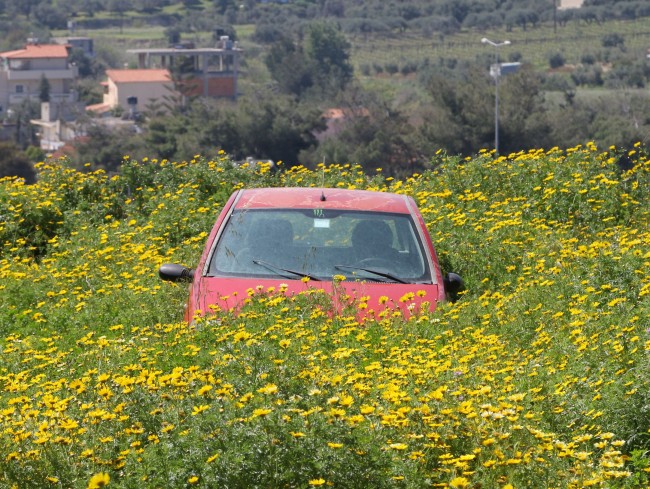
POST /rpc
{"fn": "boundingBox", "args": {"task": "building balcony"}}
[9,92,76,105]
[6,67,78,81]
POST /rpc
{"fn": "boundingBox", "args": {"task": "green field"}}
[56,13,650,102]
[349,18,650,71]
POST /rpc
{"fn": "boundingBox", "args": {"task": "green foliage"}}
[549,51,566,69]
[265,36,313,96]
[141,95,324,166]
[304,86,422,174]
[38,74,50,103]
[68,47,102,79]
[305,22,354,91]
[419,66,493,155]
[32,2,67,29]
[0,142,36,183]
[73,125,145,172]
[5,99,40,149]
[265,22,353,98]
[24,145,45,162]
[602,32,625,48]
[546,91,650,150]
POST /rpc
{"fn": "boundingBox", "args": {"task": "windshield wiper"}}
[252,260,321,281]
[334,265,409,284]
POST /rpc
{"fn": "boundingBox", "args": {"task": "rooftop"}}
[106,69,172,83]
[128,46,241,56]
[0,44,70,59]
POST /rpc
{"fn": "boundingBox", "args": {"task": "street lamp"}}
[481,37,510,156]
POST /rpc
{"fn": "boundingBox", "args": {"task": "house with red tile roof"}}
[0,43,78,112]
[87,68,175,115]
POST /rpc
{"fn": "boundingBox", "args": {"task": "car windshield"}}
[208,209,432,283]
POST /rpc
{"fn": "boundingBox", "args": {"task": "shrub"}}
[400,61,418,75]
[602,33,625,48]
[581,53,597,65]
[0,142,36,184]
[384,62,399,75]
[549,51,566,69]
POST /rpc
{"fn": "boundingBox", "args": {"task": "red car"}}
[159,187,463,321]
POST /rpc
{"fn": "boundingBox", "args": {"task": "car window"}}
[208,209,430,282]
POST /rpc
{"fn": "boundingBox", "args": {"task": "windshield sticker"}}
[314,219,330,228]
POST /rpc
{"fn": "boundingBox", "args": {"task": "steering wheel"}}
[235,236,267,261]
[355,257,395,269]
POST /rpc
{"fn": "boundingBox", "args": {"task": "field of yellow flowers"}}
[1,146,649,488]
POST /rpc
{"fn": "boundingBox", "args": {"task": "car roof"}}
[234,187,414,214]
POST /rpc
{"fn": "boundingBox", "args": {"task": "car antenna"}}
[320,159,326,201]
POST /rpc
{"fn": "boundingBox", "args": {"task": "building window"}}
[15,85,24,93]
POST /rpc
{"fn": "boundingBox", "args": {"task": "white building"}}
[558,0,584,9]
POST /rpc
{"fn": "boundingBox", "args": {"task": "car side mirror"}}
[444,272,464,301]
[159,263,195,282]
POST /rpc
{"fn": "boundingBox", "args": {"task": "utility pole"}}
[481,37,510,156]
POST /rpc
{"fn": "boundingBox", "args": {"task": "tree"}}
[576,7,604,24]
[39,74,50,103]
[33,3,68,29]
[556,9,575,27]
[265,37,313,96]
[75,0,102,17]
[235,94,324,165]
[4,0,40,18]
[602,33,625,48]
[464,12,504,30]
[305,22,354,95]
[498,66,552,154]
[74,123,146,171]
[145,116,187,161]
[254,22,289,44]
[505,9,539,31]
[108,0,130,33]
[76,78,104,106]
[302,86,421,175]
[164,25,182,45]
[213,0,236,15]
[134,0,167,13]
[143,95,324,165]
[418,63,553,156]
[323,0,345,18]
[6,99,40,149]
[68,48,98,79]
[182,0,203,12]
[549,52,566,69]
[440,0,470,24]
[546,92,650,150]
[419,66,493,155]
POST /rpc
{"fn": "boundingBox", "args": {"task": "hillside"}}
[1,145,649,487]
[3,0,650,177]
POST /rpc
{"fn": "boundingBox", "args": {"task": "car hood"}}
[195,276,442,320]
